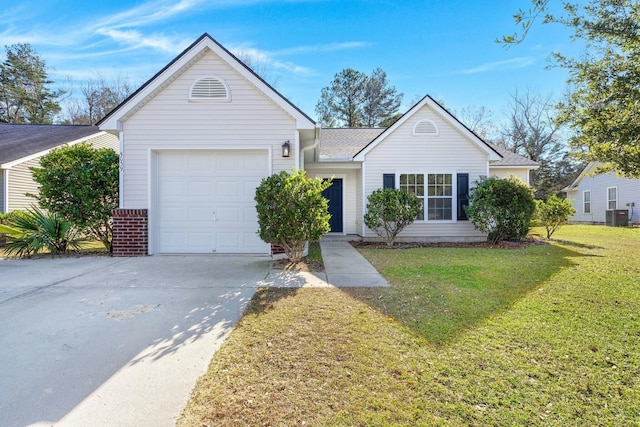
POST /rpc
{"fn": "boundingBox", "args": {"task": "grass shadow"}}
[551,238,604,250]
[244,287,300,316]
[343,243,586,345]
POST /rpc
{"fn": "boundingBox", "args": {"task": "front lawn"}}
[179,225,640,426]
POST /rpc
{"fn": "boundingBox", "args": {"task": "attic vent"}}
[190,76,230,101]
[413,120,439,136]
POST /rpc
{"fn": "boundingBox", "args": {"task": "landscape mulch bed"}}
[350,237,548,250]
[271,258,324,272]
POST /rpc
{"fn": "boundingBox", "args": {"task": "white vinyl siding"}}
[7,157,40,212]
[0,169,5,213]
[120,50,298,209]
[490,168,530,185]
[607,187,617,210]
[583,190,591,214]
[567,171,640,223]
[362,105,488,241]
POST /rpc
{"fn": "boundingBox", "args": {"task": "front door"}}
[322,178,343,233]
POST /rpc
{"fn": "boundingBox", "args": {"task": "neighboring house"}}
[0,124,119,214]
[98,33,537,256]
[563,162,640,224]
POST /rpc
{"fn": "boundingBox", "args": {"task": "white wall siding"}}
[490,168,530,185]
[121,50,297,209]
[362,106,487,240]
[568,172,640,223]
[0,169,5,213]
[7,158,40,212]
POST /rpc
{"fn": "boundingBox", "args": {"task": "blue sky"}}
[0,0,583,124]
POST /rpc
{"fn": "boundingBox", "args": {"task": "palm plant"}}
[1,206,86,257]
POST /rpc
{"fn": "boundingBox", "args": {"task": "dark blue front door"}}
[322,179,343,233]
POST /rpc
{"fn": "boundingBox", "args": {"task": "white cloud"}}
[95,29,190,54]
[461,57,536,74]
[273,41,373,56]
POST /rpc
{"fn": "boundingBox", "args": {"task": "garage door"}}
[156,150,270,254]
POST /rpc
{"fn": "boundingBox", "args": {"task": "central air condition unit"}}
[606,209,629,227]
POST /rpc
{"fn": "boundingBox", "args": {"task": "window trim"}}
[397,171,456,222]
[583,190,591,214]
[189,75,231,102]
[607,186,617,210]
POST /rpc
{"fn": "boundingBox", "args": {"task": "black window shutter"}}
[457,173,469,220]
[383,174,395,189]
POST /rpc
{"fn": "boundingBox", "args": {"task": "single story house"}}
[0,124,118,214]
[562,162,640,225]
[98,33,537,256]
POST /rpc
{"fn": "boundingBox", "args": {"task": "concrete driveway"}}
[0,255,271,427]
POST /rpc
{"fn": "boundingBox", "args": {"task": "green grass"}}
[179,225,640,426]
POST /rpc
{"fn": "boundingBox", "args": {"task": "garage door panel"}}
[156,150,269,254]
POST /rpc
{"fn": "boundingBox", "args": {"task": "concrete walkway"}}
[260,238,388,288]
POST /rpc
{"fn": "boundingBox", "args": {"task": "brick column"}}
[112,209,148,256]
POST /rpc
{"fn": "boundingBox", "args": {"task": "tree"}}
[0,206,85,258]
[316,68,403,127]
[254,169,331,262]
[497,89,574,199]
[361,68,403,127]
[455,105,497,142]
[31,143,119,252]
[64,73,132,125]
[363,188,421,247]
[535,194,576,239]
[503,0,640,178]
[0,44,63,123]
[466,176,536,243]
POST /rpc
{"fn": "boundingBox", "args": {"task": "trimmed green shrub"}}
[255,169,331,262]
[536,195,576,239]
[466,176,536,243]
[30,143,118,252]
[1,206,85,257]
[363,188,421,247]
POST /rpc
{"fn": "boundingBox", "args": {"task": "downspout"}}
[300,123,321,170]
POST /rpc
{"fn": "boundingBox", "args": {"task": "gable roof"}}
[353,95,502,162]
[98,33,315,130]
[0,124,101,166]
[319,128,385,161]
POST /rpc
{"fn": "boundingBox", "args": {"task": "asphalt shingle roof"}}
[319,127,537,167]
[319,128,385,160]
[0,124,101,165]
[487,143,539,167]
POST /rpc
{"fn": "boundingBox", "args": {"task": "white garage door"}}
[156,150,270,254]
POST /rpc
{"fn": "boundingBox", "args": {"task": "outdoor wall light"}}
[282,140,291,157]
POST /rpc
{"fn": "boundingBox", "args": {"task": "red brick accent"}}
[271,244,285,255]
[112,209,148,257]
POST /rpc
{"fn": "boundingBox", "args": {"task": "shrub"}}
[466,176,536,243]
[30,143,119,252]
[254,169,331,262]
[363,188,421,247]
[1,206,85,257]
[536,195,576,239]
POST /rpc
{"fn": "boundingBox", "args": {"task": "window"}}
[399,173,454,221]
[607,187,617,210]
[400,174,424,220]
[413,120,439,136]
[583,190,591,214]
[189,76,230,101]
[427,174,453,220]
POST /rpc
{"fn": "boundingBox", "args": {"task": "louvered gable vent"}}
[190,76,230,101]
[413,119,439,136]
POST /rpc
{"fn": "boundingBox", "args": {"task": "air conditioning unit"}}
[605,209,629,227]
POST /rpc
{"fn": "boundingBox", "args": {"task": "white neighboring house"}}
[98,33,538,256]
[563,162,640,224]
[0,124,119,214]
